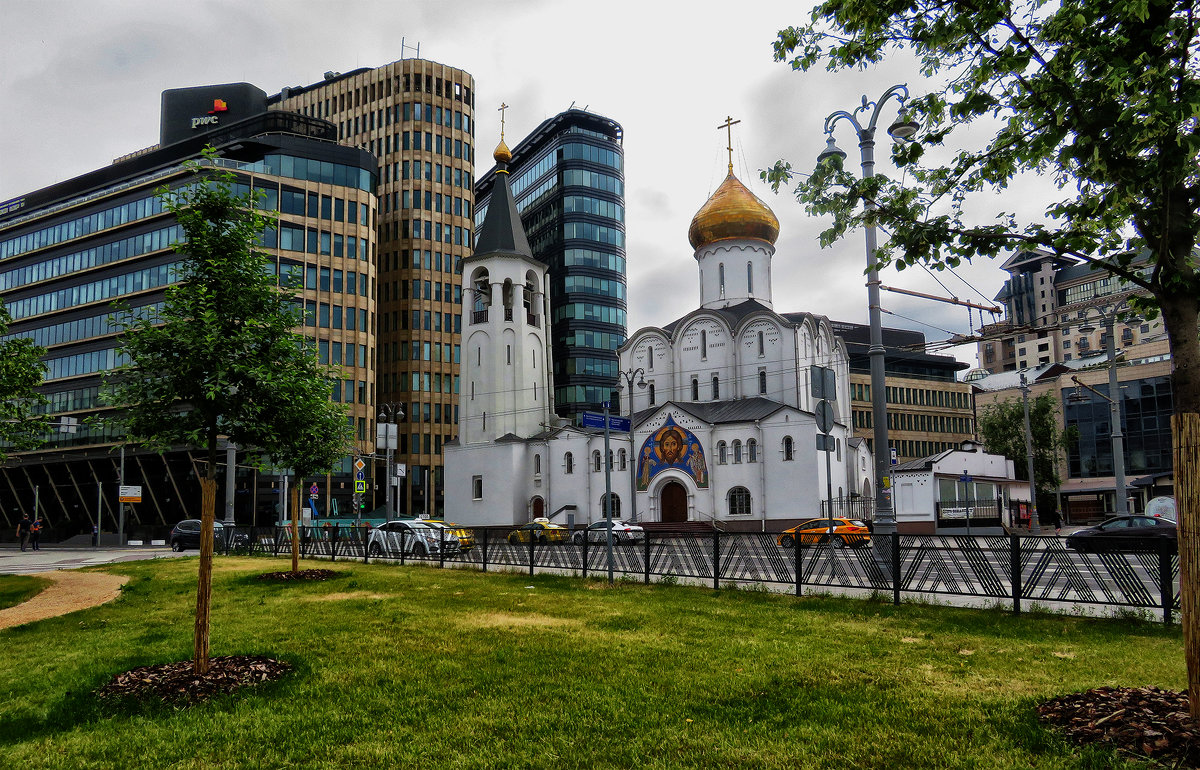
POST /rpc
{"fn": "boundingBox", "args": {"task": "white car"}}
[368,520,460,558]
[572,519,646,545]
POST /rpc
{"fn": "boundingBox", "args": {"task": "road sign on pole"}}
[354,457,366,472]
[118,485,142,503]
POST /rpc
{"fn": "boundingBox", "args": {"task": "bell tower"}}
[458,129,553,444]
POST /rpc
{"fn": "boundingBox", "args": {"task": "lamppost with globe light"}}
[617,366,646,521]
[817,84,919,545]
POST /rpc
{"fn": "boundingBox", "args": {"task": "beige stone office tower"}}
[273,60,476,517]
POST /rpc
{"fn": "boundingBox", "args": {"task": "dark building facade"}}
[0,83,379,541]
[828,322,975,462]
[474,109,626,418]
[272,59,476,517]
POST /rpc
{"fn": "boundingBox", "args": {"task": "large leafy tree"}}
[977,393,1074,518]
[767,0,1200,719]
[0,301,49,462]
[105,149,352,673]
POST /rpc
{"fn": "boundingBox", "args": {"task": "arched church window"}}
[732,440,742,463]
[691,378,700,401]
[757,331,765,357]
[592,450,602,472]
[565,452,574,474]
[747,262,754,294]
[728,487,752,516]
[712,376,720,400]
[836,438,842,462]
[648,383,656,405]
[719,263,726,298]
[534,454,542,475]
[607,450,615,471]
[647,345,654,370]
[700,330,707,358]
[758,371,767,394]
[600,493,621,518]
[747,439,758,462]
[717,441,728,464]
[619,449,627,471]
[783,436,795,461]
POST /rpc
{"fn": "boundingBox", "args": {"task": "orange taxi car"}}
[777,517,871,549]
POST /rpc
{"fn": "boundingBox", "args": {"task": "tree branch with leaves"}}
[104,147,352,674]
[766,0,1200,721]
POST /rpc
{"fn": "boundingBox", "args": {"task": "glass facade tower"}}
[474,110,626,418]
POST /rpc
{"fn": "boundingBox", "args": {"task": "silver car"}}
[572,519,646,545]
[368,520,460,558]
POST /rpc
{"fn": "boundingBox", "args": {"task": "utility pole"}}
[1019,373,1041,533]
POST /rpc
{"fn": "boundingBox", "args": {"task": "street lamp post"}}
[819,85,918,547]
[1077,300,1132,516]
[377,403,404,520]
[617,367,646,521]
[1018,373,1041,533]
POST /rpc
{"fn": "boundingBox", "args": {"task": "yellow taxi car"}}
[507,519,569,545]
[777,518,871,549]
[423,519,476,550]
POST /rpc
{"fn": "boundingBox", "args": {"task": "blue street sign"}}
[355,471,365,481]
[581,412,631,432]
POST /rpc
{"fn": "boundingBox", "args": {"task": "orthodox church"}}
[445,133,871,529]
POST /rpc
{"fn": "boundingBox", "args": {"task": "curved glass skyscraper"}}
[474,109,626,418]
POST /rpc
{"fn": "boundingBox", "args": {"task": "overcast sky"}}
[1,0,1053,370]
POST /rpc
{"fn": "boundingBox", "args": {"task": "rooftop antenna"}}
[401,37,420,60]
[568,101,575,110]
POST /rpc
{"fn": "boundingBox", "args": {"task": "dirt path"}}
[0,571,129,630]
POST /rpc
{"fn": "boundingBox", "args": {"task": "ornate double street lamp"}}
[818,85,919,551]
[377,403,404,519]
[1074,298,1134,517]
[617,366,646,521]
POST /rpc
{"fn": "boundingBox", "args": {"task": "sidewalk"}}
[0,545,184,575]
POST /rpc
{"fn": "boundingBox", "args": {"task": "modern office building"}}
[0,82,378,540]
[272,59,476,517]
[976,248,1162,373]
[830,322,975,463]
[474,109,627,418]
[967,247,1176,521]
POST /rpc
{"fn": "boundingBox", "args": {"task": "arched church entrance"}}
[531,497,545,520]
[660,481,688,523]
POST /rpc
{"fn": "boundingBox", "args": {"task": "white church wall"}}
[444,442,527,526]
[736,318,787,403]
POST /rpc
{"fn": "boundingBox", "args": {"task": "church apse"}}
[636,416,709,490]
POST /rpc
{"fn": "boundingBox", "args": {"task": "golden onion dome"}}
[687,169,780,250]
[493,138,512,165]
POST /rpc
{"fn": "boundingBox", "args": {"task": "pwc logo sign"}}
[191,99,228,129]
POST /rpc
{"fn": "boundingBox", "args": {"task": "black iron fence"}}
[210,525,1180,625]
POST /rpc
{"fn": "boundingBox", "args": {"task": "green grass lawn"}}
[0,557,1183,769]
[0,573,48,610]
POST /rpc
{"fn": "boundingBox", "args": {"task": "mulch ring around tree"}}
[95,656,292,705]
[1038,686,1199,766]
[255,568,341,582]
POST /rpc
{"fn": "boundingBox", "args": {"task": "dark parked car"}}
[169,520,248,552]
[1065,515,1177,553]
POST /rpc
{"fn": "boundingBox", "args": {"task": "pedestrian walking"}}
[16,514,33,551]
[30,516,43,550]
[1049,508,1062,536]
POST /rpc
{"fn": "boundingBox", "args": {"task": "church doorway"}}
[531,496,545,520]
[660,481,688,523]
